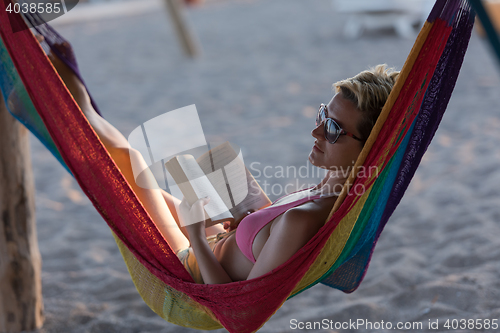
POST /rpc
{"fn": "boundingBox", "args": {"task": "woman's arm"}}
[188,229,233,284]
[181,198,233,284]
[246,208,323,280]
[181,198,324,283]
[160,190,225,240]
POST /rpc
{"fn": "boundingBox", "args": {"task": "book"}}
[165,142,271,228]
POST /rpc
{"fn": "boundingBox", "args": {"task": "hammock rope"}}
[0,0,474,331]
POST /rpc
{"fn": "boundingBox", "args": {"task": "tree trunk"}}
[0,93,44,332]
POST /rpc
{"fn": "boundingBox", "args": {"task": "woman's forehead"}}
[327,94,359,117]
[327,94,362,133]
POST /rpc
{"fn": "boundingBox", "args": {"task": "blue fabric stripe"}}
[0,37,71,173]
[320,119,416,290]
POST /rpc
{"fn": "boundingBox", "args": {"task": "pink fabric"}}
[236,193,321,263]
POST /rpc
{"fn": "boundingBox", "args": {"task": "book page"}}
[224,150,249,206]
[197,142,248,207]
[205,169,232,208]
[165,155,233,226]
[197,142,271,226]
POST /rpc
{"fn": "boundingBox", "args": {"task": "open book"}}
[165,142,271,228]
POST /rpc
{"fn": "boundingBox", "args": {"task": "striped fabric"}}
[0,1,474,332]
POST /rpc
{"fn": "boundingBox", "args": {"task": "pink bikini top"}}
[235,192,321,263]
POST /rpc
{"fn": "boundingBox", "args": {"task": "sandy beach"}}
[20,0,500,332]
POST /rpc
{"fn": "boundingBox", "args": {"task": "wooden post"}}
[0,93,44,332]
[164,0,201,57]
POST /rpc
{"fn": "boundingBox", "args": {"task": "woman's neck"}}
[312,170,348,196]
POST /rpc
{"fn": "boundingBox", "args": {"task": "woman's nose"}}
[311,121,325,140]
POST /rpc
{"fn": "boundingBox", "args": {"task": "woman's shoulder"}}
[292,194,335,214]
[247,197,336,279]
[276,198,333,232]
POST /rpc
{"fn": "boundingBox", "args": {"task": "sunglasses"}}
[316,104,363,144]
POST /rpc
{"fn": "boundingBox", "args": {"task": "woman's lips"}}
[313,143,323,153]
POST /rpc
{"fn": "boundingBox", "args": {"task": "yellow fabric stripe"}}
[291,186,373,294]
[112,234,223,330]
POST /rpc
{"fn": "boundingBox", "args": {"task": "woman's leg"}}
[47,42,191,252]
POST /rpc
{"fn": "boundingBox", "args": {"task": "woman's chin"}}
[308,153,323,168]
[308,152,315,165]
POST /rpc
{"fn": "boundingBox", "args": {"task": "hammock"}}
[0,0,474,332]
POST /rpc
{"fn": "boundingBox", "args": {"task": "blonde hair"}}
[334,64,399,142]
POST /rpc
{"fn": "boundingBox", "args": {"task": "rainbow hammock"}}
[0,0,475,332]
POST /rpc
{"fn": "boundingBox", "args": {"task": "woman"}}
[46,41,398,284]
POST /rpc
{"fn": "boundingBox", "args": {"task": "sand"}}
[21,0,500,332]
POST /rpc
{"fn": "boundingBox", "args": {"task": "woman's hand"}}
[223,209,255,231]
[223,221,232,231]
[179,197,210,239]
[178,197,233,284]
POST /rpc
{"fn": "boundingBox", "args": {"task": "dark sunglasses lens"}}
[316,106,324,127]
[325,119,341,143]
